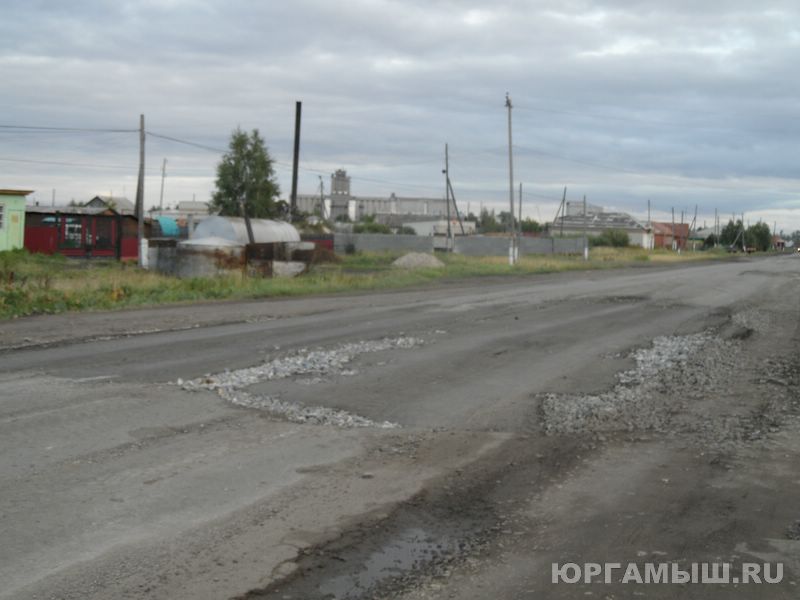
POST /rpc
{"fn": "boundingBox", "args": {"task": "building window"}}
[0,203,4,230]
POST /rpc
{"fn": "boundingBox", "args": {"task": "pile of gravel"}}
[392,253,445,269]
[177,336,422,428]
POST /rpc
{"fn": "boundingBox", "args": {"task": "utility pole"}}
[240,162,255,245]
[444,143,452,249]
[289,100,302,222]
[158,158,167,212]
[135,114,145,267]
[559,186,567,237]
[446,177,466,235]
[505,93,516,265]
[518,183,523,257]
[582,194,588,261]
[742,212,746,251]
[318,176,326,221]
[51,189,55,207]
[671,207,676,251]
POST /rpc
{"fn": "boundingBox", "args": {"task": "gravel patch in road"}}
[178,336,423,428]
[541,331,722,435]
[541,310,800,451]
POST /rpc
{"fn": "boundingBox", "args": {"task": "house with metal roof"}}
[551,202,653,248]
[86,195,136,214]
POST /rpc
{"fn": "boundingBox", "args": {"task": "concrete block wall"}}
[334,233,435,254]
[333,233,584,256]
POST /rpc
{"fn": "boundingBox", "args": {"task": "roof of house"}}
[87,195,136,212]
[0,189,34,196]
[27,205,111,215]
[26,205,139,218]
[553,210,647,232]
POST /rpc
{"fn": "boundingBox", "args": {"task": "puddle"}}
[318,528,454,599]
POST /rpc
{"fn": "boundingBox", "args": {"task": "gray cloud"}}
[2,0,800,229]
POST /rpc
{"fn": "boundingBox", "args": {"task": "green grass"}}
[0,246,735,320]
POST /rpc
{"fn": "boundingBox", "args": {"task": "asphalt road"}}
[2,256,799,599]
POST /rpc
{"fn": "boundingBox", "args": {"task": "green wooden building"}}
[0,189,31,251]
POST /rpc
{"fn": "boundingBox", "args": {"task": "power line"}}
[0,124,137,133]
[145,131,227,154]
[0,156,135,170]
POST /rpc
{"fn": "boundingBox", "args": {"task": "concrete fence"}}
[334,233,435,254]
[334,233,584,256]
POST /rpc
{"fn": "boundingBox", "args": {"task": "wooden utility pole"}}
[505,93,516,265]
[446,178,465,235]
[518,182,523,250]
[158,158,167,212]
[240,163,255,244]
[289,101,302,222]
[135,114,145,267]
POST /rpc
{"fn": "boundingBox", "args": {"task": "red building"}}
[652,222,690,250]
[24,206,142,260]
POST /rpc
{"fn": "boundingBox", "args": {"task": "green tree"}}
[478,209,503,233]
[210,128,281,219]
[589,229,630,247]
[720,219,744,248]
[520,217,543,233]
[745,222,771,251]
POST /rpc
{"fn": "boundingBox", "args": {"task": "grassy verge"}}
[0,246,733,320]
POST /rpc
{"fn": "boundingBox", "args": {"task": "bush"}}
[353,221,392,234]
[589,229,630,248]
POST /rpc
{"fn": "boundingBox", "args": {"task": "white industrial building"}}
[295,169,449,221]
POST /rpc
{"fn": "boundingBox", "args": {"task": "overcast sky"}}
[2,0,800,231]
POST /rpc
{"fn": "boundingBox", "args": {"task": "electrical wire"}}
[0,124,137,133]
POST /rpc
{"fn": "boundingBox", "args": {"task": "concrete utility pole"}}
[671,207,676,251]
[158,158,167,212]
[289,101,302,222]
[444,143,452,249]
[505,93,516,265]
[135,114,145,267]
[518,182,523,233]
[583,194,588,261]
[318,176,326,221]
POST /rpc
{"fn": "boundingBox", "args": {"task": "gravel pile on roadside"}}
[540,331,730,435]
[393,253,445,269]
[178,336,422,428]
